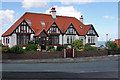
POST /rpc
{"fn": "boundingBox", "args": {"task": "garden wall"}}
[2,51,63,59]
[2,50,109,59]
[75,50,108,57]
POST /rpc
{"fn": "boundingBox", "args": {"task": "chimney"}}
[80,15,83,23]
[50,7,56,19]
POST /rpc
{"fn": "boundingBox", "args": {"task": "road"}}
[2,61,119,79]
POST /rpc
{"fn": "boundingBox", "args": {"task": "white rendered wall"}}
[59,34,62,45]
[10,33,17,48]
[30,34,34,40]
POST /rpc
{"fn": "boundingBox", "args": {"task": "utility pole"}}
[106,34,108,42]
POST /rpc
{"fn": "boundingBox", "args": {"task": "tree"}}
[105,41,117,50]
[71,39,83,51]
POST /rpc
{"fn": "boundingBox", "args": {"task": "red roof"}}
[2,12,95,37]
[113,39,120,47]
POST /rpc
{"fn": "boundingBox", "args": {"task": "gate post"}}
[73,48,74,58]
[64,49,66,58]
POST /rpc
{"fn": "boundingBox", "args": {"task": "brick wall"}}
[74,50,108,58]
[2,51,63,59]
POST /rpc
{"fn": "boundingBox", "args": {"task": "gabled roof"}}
[2,12,98,37]
[113,39,120,46]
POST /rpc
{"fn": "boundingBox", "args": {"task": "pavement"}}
[2,55,119,63]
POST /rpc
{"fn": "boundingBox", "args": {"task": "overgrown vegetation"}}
[56,45,64,51]
[10,45,25,54]
[71,39,83,51]
[26,44,37,51]
[83,44,97,51]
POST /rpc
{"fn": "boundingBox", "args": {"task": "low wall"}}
[2,50,109,59]
[2,51,63,59]
[75,50,108,58]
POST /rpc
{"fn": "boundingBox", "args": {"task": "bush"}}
[84,45,97,51]
[56,45,64,51]
[71,39,83,51]
[63,44,68,49]
[2,47,10,53]
[48,48,55,52]
[10,45,25,54]
[47,45,54,50]
[26,44,37,51]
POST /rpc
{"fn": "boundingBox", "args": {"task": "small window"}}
[26,21,32,26]
[41,21,46,27]
[80,25,83,29]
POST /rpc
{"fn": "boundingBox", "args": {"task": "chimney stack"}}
[50,7,56,19]
[80,15,83,23]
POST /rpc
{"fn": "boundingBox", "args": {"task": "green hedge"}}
[26,44,37,51]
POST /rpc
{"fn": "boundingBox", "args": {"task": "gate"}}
[66,49,73,58]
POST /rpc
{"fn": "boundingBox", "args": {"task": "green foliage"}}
[26,44,37,51]
[10,45,25,54]
[2,47,10,53]
[47,45,54,51]
[63,44,68,49]
[84,44,97,51]
[109,43,118,50]
[56,45,64,51]
[71,39,83,51]
[48,48,55,52]
[28,40,35,44]
[105,41,118,50]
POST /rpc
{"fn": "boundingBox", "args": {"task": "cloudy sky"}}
[0,0,119,41]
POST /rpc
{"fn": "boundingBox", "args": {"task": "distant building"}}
[113,39,120,47]
[1,7,99,49]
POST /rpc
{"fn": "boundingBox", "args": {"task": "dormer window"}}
[26,20,32,26]
[80,25,83,29]
[41,21,46,27]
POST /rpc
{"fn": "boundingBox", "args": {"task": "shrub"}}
[63,44,68,49]
[56,45,64,51]
[26,44,37,51]
[2,47,10,53]
[84,45,97,51]
[48,48,55,52]
[48,45,54,50]
[10,45,25,54]
[71,39,83,51]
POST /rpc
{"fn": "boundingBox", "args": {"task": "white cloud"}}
[22,0,49,9]
[58,0,95,5]
[0,9,15,27]
[103,16,114,19]
[46,6,82,19]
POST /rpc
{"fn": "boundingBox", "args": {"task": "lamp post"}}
[106,34,108,42]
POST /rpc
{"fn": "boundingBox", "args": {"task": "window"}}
[67,36,69,43]
[88,37,90,43]
[88,36,95,43]
[26,21,32,26]
[17,34,30,45]
[70,36,72,43]
[69,28,73,34]
[80,25,83,29]
[50,36,59,44]
[41,21,46,27]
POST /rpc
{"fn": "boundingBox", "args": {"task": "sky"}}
[0,0,119,41]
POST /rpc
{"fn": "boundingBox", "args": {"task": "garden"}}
[1,39,120,55]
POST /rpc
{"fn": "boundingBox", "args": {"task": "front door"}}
[41,37,46,50]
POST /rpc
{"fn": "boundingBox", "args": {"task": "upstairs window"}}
[80,25,83,29]
[41,21,46,27]
[26,20,32,26]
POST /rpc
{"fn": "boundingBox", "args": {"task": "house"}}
[1,7,99,50]
[113,39,120,47]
